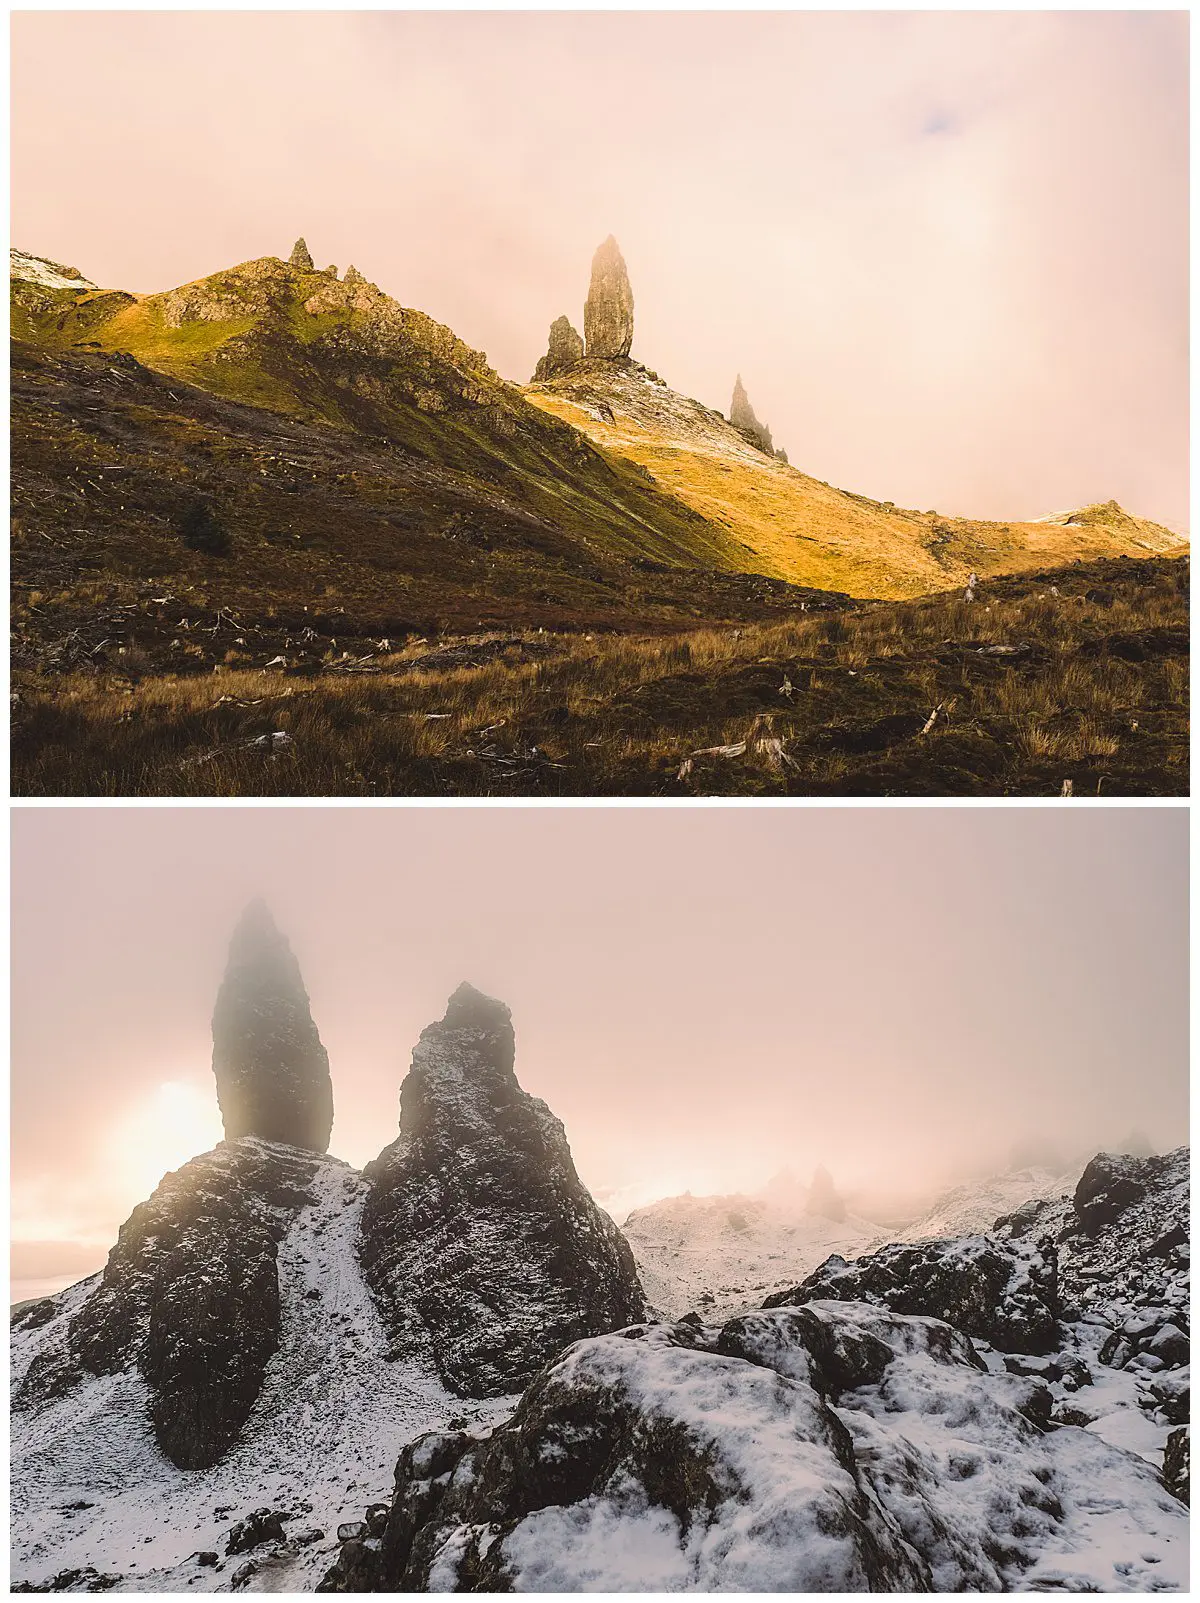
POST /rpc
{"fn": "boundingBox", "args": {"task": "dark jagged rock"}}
[288,238,314,271]
[212,900,333,1153]
[532,315,584,382]
[583,235,634,360]
[358,982,646,1396]
[1072,1152,1150,1235]
[1163,1427,1189,1504]
[226,1507,288,1555]
[17,1140,319,1469]
[321,1300,1183,1592]
[805,1163,846,1222]
[764,1234,1061,1354]
[729,374,774,455]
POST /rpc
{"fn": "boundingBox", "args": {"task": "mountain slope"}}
[525,357,1184,600]
[12,247,815,647]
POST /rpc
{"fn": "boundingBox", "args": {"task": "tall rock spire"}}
[288,237,314,271]
[211,900,333,1152]
[583,235,634,360]
[730,375,774,456]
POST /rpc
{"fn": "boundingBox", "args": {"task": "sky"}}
[9,11,1189,532]
[11,805,1188,1301]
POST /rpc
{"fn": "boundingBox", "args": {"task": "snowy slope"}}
[623,1167,1080,1321]
[10,1157,513,1593]
[10,249,97,291]
[622,1193,888,1319]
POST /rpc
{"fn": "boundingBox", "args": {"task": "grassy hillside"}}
[11,253,767,611]
[525,360,1185,600]
[14,556,1187,797]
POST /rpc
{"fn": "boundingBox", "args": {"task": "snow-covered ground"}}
[623,1165,1079,1321]
[10,1157,513,1592]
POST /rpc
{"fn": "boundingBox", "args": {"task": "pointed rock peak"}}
[584,235,634,360]
[288,237,314,271]
[533,314,585,382]
[442,980,512,1031]
[730,375,774,456]
[212,902,333,1153]
[344,264,365,286]
[805,1164,847,1223]
[361,988,646,1395]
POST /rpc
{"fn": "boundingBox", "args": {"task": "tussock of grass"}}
[12,557,1188,798]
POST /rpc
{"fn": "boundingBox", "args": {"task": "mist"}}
[10,805,1188,1300]
[10,10,1188,532]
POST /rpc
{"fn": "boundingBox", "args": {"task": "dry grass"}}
[12,557,1188,797]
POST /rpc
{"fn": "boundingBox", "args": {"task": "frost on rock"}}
[359,982,646,1397]
[766,1233,1062,1354]
[321,1302,1188,1593]
[212,900,334,1154]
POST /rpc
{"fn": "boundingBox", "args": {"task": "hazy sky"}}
[10,11,1188,531]
[11,806,1188,1301]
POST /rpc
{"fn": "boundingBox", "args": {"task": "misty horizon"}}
[11,806,1188,1303]
[11,10,1189,533]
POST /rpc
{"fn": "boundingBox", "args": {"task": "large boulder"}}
[764,1234,1061,1354]
[532,315,584,382]
[321,1301,1186,1592]
[358,983,646,1396]
[1072,1152,1150,1235]
[212,900,334,1153]
[583,235,634,360]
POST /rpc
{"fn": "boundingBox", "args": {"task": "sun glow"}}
[106,1079,225,1202]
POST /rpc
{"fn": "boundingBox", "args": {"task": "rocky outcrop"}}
[764,1234,1061,1354]
[583,235,634,360]
[806,1164,846,1222]
[16,1139,320,1470]
[321,1300,1186,1592]
[730,374,774,455]
[359,983,646,1396]
[1072,1151,1153,1235]
[212,900,334,1153]
[289,238,315,271]
[532,315,584,382]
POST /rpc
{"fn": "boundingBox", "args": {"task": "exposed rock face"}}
[1072,1151,1152,1234]
[359,983,646,1396]
[289,238,315,271]
[806,1163,847,1222]
[765,1234,1061,1354]
[16,1139,320,1470]
[583,235,634,360]
[730,374,774,455]
[532,314,584,382]
[321,1300,1186,1592]
[212,900,334,1153]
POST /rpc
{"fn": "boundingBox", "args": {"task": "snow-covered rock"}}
[10,249,97,291]
[765,1234,1062,1355]
[10,1151,502,1592]
[321,1302,1188,1592]
[360,983,645,1397]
